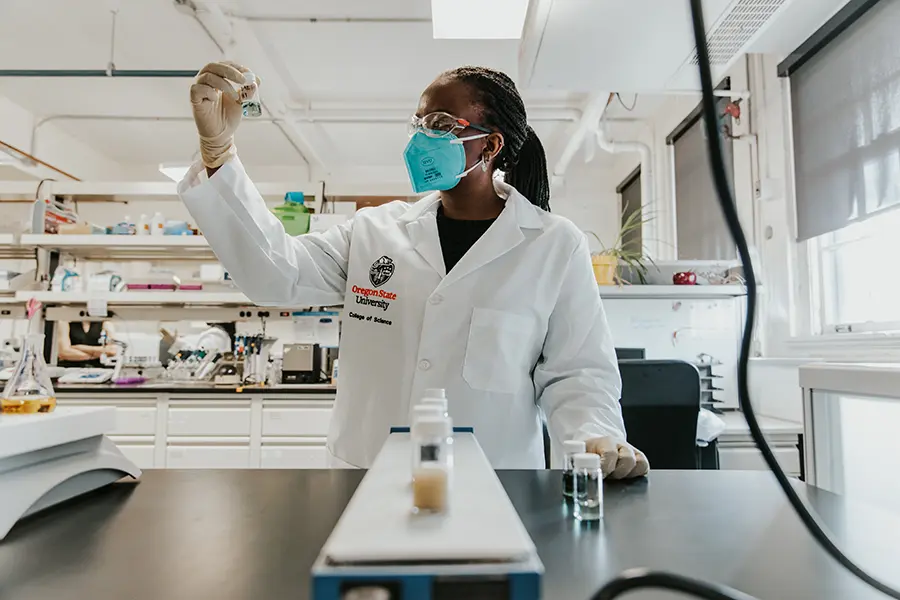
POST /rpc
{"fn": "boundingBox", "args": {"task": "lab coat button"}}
[418,360,431,371]
[429,294,443,305]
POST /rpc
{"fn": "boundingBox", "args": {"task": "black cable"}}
[591,570,758,600]
[615,92,637,111]
[591,0,900,598]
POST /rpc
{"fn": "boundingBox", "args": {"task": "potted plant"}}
[586,207,654,285]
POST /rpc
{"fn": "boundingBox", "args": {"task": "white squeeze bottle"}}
[151,212,164,236]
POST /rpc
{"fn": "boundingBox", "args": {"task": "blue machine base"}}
[312,570,541,600]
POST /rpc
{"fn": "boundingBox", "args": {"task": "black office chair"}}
[618,359,702,470]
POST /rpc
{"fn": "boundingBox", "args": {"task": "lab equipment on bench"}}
[0,406,140,541]
[311,431,542,600]
[1,333,56,414]
[58,368,115,385]
[282,342,321,383]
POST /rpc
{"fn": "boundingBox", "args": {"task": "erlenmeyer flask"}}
[1,333,56,414]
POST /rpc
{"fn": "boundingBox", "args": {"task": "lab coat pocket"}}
[463,308,535,394]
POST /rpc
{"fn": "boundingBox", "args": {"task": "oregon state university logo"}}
[369,256,395,288]
[349,256,398,323]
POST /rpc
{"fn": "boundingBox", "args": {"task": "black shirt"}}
[58,321,104,368]
[435,205,497,273]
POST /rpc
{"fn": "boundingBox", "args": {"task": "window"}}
[668,97,736,260]
[789,0,900,334]
[617,166,642,256]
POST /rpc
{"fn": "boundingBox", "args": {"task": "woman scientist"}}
[179,61,648,478]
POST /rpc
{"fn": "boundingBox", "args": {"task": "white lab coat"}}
[179,158,625,469]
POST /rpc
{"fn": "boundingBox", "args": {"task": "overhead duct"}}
[689,0,788,66]
[520,0,843,91]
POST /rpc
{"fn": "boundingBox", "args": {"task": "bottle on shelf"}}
[151,212,165,236]
[271,192,310,236]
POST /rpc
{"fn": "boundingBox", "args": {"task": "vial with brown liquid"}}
[1,333,57,414]
[411,416,451,514]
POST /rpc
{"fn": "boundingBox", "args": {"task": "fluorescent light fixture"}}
[431,0,529,39]
[158,163,191,182]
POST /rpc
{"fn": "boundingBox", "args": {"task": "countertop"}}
[2,470,896,600]
[54,382,337,394]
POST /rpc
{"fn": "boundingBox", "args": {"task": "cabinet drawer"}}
[261,445,328,469]
[117,445,156,469]
[114,407,157,435]
[168,408,251,436]
[166,445,251,469]
[262,407,332,437]
[718,446,801,475]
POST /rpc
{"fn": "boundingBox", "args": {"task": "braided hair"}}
[442,66,551,211]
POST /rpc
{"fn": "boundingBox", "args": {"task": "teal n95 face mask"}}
[403,130,489,194]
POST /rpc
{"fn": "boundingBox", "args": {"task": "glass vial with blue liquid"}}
[573,453,603,522]
[242,71,262,118]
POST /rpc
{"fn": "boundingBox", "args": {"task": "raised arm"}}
[179,159,352,306]
[178,61,351,307]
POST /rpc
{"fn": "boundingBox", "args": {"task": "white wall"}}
[0,95,145,181]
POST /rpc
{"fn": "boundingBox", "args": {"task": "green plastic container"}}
[272,192,310,236]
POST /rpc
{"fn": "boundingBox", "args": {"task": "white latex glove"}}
[189,61,258,169]
[586,437,650,479]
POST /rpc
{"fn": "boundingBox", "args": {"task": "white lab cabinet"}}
[167,444,253,469]
[168,405,252,436]
[262,404,332,437]
[113,442,156,469]
[260,443,329,468]
[112,406,157,435]
[56,389,336,469]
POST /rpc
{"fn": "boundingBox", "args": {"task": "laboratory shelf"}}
[0,233,35,260]
[15,290,251,306]
[19,234,217,260]
[598,284,746,299]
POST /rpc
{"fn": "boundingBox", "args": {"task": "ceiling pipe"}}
[225,14,431,23]
[552,92,613,180]
[595,121,653,253]
[0,69,197,78]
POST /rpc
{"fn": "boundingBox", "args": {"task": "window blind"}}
[618,168,642,255]
[791,0,900,241]
[672,108,736,260]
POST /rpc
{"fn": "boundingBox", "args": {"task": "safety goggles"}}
[408,112,492,139]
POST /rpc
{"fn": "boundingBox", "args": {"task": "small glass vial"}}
[242,71,262,118]
[412,416,451,514]
[572,453,603,522]
[562,440,586,499]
